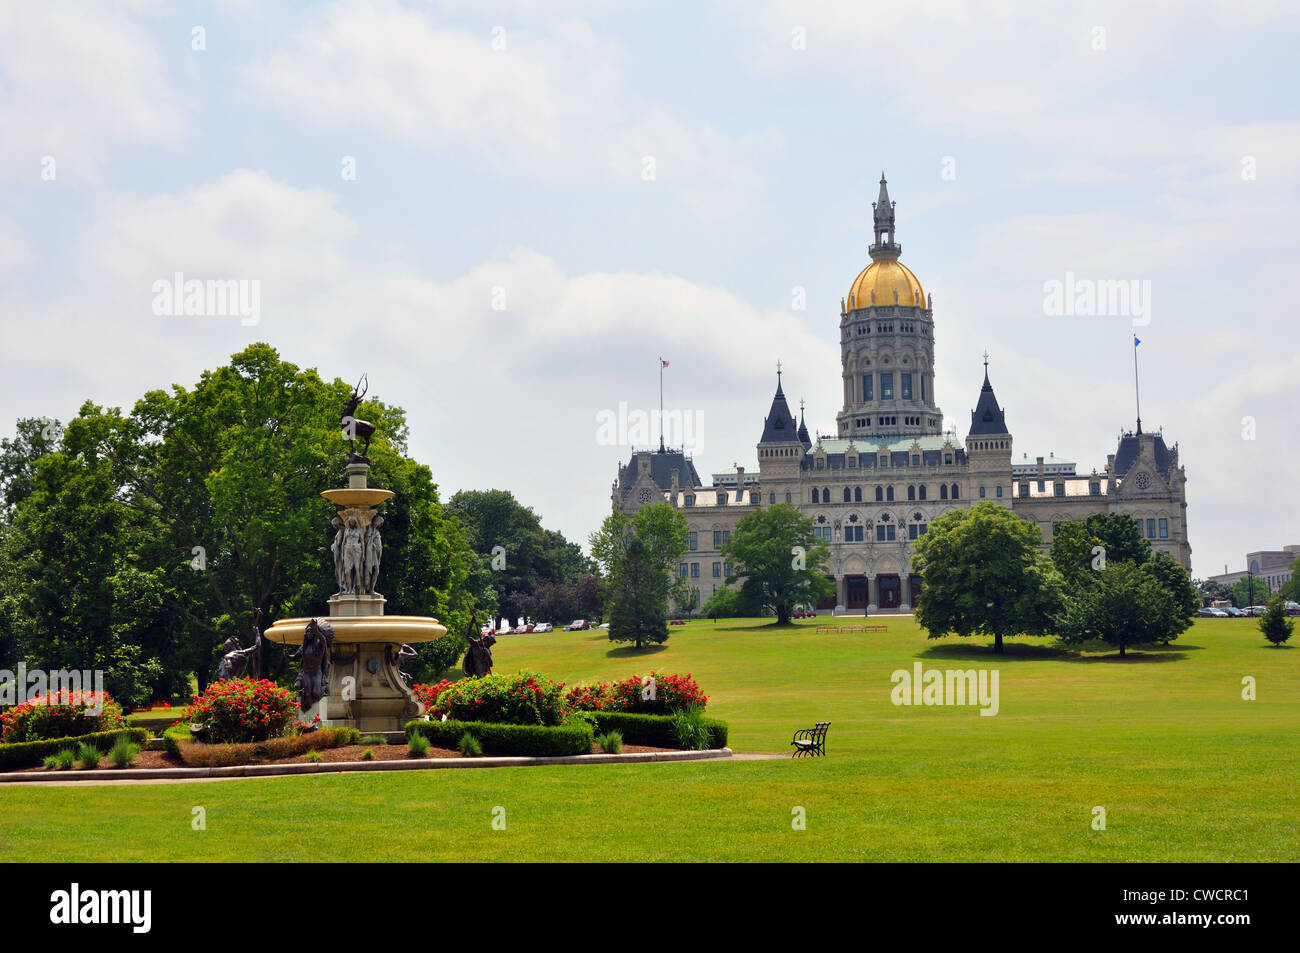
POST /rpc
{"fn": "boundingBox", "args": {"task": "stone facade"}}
[610,175,1191,614]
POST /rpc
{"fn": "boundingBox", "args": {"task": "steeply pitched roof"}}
[1114,433,1173,476]
[968,369,1009,436]
[626,449,704,490]
[759,379,801,444]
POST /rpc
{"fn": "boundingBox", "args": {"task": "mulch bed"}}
[15,742,673,773]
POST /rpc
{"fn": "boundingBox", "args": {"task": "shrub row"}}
[177,726,361,768]
[0,728,149,770]
[0,691,128,743]
[406,719,593,757]
[591,712,728,750]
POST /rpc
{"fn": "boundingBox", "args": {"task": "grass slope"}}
[1,617,1295,861]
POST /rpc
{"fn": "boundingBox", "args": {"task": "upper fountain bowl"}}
[321,488,395,507]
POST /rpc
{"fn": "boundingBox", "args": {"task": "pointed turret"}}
[758,367,800,445]
[797,399,812,450]
[968,357,1009,436]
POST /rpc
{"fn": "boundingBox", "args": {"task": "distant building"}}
[1208,546,1299,596]
[611,175,1191,613]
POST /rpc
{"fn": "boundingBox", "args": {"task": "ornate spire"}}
[870,171,900,260]
[797,399,812,450]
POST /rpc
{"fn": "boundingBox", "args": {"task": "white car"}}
[532,622,553,633]
[598,622,610,629]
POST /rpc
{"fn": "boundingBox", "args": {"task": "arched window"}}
[811,488,819,503]
[940,484,948,500]
[951,483,959,500]
[875,486,883,502]
[843,487,852,503]
[919,485,927,501]
[907,485,916,501]
[854,486,862,502]
[886,486,894,502]
[823,487,830,502]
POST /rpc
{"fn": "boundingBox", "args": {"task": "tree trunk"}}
[993,632,1004,654]
[1120,643,1126,657]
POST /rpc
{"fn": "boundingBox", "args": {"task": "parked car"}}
[563,619,589,631]
[1243,606,1267,617]
[599,622,611,629]
[1197,607,1228,618]
[532,622,553,634]
[1223,606,1246,618]
[668,619,686,626]
[1287,601,1300,617]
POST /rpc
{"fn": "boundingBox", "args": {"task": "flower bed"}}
[432,672,566,726]
[0,690,127,744]
[175,726,360,767]
[412,679,454,716]
[608,672,707,714]
[179,679,298,743]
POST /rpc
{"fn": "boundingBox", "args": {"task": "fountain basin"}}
[265,615,447,646]
[321,487,395,508]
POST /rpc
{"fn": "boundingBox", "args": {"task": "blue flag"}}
[1134,336,1141,346]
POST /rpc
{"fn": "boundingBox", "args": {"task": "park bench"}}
[789,721,830,758]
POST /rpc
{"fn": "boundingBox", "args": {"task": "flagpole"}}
[655,356,665,452]
[1132,334,1142,434]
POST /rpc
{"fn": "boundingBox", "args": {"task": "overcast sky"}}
[2,0,1297,579]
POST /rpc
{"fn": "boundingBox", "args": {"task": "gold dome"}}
[847,259,925,310]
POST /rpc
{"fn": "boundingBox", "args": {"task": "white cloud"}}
[0,5,184,183]
[246,0,779,198]
[1,170,833,554]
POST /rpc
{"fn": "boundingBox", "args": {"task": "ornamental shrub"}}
[434,672,565,726]
[179,678,297,744]
[608,672,707,714]
[671,706,713,750]
[406,719,593,757]
[564,682,614,712]
[590,712,728,750]
[0,690,127,743]
[77,742,102,769]
[108,736,141,768]
[412,679,455,716]
[408,732,430,757]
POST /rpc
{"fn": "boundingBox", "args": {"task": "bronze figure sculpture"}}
[461,615,495,678]
[340,375,376,464]
[289,617,334,710]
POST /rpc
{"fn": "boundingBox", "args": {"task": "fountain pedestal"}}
[266,463,447,733]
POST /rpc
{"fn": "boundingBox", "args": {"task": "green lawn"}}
[1,617,1296,861]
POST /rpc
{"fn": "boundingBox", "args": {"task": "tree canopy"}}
[912,502,1064,653]
[590,502,688,648]
[720,504,833,625]
[0,344,494,700]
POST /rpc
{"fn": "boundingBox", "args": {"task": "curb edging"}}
[0,747,733,785]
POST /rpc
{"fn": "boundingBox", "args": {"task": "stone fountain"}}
[265,379,447,733]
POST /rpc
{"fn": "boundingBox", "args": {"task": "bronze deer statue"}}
[341,375,376,462]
